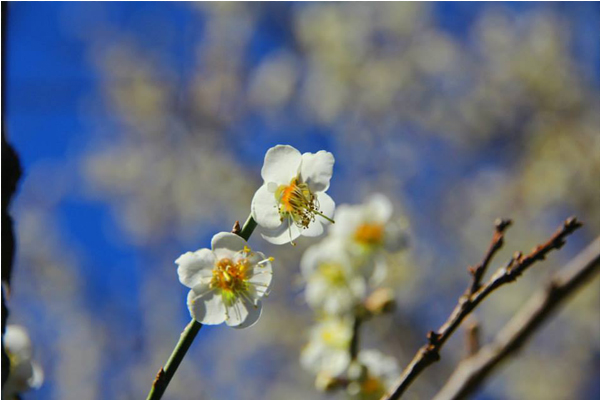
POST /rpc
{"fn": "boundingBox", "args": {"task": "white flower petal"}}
[261,145,302,184]
[305,278,329,307]
[4,325,33,359]
[370,256,388,286]
[301,219,325,237]
[224,296,249,327]
[300,244,321,277]
[325,351,351,375]
[329,204,361,238]
[301,343,350,376]
[225,295,262,328]
[187,290,227,325]
[317,192,336,221]
[300,342,324,372]
[349,277,367,299]
[211,232,247,252]
[248,261,273,298]
[300,150,334,192]
[260,220,302,245]
[232,300,263,329]
[359,349,400,386]
[176,249,215,288]
[323,290,354,314]
[367,193,393,222]
[251,184,282,229]
[29,361,44,389]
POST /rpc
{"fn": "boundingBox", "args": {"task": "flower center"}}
[354,223,385,246]
[320,325,350,349]
[211,258,249,294]
[318,262,347,286]
[275,177,320,229]
[361,375,385,394]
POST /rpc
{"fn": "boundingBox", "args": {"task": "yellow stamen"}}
[211,258,250,293]
[258,256,274,266]
[275,176,334,231]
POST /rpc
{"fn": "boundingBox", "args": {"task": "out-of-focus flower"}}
[301,237,366,314]
[347,350,400,400]
[301,317,353,376]
[176,232,273,329]
[251,145,335,245]
[3,325,44,400]
[331,194,406,253]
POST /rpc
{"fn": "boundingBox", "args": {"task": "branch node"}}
[153,368,166,389]
[427,331,441,345]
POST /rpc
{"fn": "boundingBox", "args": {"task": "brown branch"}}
[464,319,480,358]
[432,237,600,400]
[381,217,582,400]
[468,218,512,295]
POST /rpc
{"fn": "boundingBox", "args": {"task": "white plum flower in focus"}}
[251,145,335,245]
[301,237,366,315]
[176,232,273,329]
[3,325,44,400]
[331,194,406,253]
[347,350,400,400]
[301,317,353,377]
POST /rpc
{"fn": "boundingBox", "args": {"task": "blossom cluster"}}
[300,194,408,399]
[176,145,335,328]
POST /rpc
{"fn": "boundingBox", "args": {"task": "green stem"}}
[239,215,257,241]
[146,320,202,400]
[146,214,256,400]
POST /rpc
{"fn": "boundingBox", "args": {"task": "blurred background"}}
[3,2,600,399]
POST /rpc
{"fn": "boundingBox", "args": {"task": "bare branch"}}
[433,237,600,400]
[381,217,582,400]
[464,319,480,358]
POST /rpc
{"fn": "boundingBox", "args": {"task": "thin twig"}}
[381,217,582,400]
[433,237,600,400]
[468,218,512,295]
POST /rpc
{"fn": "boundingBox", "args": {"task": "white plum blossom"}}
[347,350,400,400]
[301,237,366,315]
[3,325,44,400]
[176,232,273,329]
[331,193,406,253]
[330,194,408,284]
[251,144,335,245]
[301,317,353,376]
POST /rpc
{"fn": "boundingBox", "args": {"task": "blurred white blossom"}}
[347,350,400,400]
[301,317,353,377]
[332,194,407,254]
[301,237,367,315]
[2,325,44,400]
